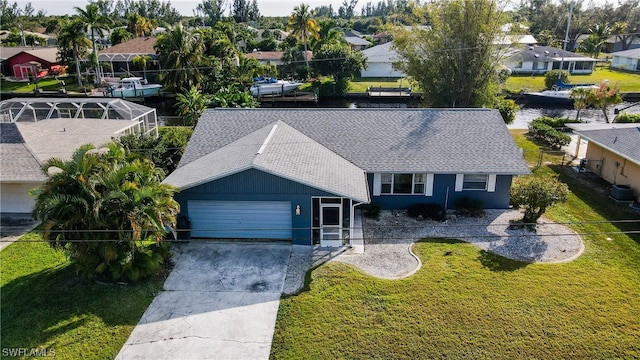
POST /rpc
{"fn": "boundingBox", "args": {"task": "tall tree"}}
[74,3,113,85]
[312,43,367,94]
[154,24,206,92]
[175,86,213,126]
[394,0,506,107]
[128,13,156,37]
[287,3,320,68]
[57,19,91,87]
[195,0,226,26]
[585,81,623,123]
[232,0,249,22]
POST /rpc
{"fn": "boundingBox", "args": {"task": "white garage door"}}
[188,200,292,239]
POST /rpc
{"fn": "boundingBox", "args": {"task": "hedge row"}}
[528,117,571,149]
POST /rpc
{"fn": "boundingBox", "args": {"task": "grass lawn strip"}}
[270,131,640,359]
[0,231,165,360]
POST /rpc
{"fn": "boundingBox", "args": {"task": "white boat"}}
[106,77,162,98]
[250,78,302,97]
[524,84,598,105]
[523,3,596,106]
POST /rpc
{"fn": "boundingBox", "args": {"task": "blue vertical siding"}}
[367,173,513,209]
[175,169,336,245]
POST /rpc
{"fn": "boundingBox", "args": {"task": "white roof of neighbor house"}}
[164,121,369,202]
[611,48,640,59]
[361,42,401,63]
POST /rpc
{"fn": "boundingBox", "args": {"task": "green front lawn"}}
[0,76,86,93]
[270,132,640,359]
[348,77,414,92]
[504,66,640,93]
[0,233,165,359]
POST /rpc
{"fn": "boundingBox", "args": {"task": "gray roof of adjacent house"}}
[0,123,45,182]
[345,36,371,46]
[611,48,640,59]
[571,126,640,165]
[164,121,369,202]
[509,45,596,62]
[173,109,529,189]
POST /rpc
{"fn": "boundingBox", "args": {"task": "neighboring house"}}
[372,32,391,44]
[574,34,640,53]
[2,47,61,79]
[343,30,371,51]
[0,98,158,214]
[568,123,640,202]
[505,45,597,74]
[494,34,538,46]
[0,30,56,46]
[244,50,312,67]
[98,37,159,80]
[162,109,529,247]
[610,48,640,72]
[360,42,406,78]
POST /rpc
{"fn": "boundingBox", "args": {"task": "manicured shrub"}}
[407,203,447,221]
[362,203,382,220]
[511,175,569,224]
[528,118,571,149]
[454,197,484,217]
[615,112,640,123]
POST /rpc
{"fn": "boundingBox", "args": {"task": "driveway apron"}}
[116,242,291,360]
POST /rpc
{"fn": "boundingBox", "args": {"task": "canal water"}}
[156,97,640,127]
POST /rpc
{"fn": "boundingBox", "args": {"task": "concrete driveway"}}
[116,241,291,360]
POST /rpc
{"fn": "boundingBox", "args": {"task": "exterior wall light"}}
[295,205,301,216]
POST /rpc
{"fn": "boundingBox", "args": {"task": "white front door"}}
[320,204,342,247]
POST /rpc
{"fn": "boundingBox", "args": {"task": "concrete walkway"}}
[116,242,291,360]
[0,214,39,251]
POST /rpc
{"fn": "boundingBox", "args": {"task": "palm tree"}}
[176,86,212,126]
[132,55,152,81]
[57,19,91,87]
[128,13,156,37]
[154,24,206,92]
[31,143,179,282]
[570,87,591,121]
[310,18,345,52]
[74,3,113,85]
[286,3,320,68]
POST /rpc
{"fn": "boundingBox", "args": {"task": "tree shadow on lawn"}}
[0,264,161,351]
[420,238,530,272]
[549,164,640,245]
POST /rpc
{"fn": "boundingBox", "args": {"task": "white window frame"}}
[455,174,496,192]
[376,173,431,195]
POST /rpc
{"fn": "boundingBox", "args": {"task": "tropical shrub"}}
[454,197,484,217]
[493,96,519,125]
[117,126,193,175]
[544,70,570,90]
[31,143,180,282]
[510,175,569,224]
[531,116,582,131]
[407,203,447,221]
[362,203,382,220]
[614,112,640,123]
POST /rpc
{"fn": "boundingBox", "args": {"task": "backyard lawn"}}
[270,131,640,359]
[504,66,640,93]
[0,232,165,359]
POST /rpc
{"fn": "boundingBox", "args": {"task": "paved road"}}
[116,242,291,360]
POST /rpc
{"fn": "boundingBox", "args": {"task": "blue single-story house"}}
[163,109,530,247]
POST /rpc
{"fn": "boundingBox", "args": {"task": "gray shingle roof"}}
[573,126,640,165]
[164,121,369,202]
[179,108,530,176]
[0,124,45,182]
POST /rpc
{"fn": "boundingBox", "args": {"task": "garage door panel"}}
[188,200,292,239]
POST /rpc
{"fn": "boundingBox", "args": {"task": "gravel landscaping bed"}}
[334,209,584,279]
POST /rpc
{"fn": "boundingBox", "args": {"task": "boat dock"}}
[256,92,318,107]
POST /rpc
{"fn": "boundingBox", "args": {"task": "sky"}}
[13,0,615,19]
[13,0,345,18]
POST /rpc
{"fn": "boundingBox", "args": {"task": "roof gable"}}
[164,121,369,202]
